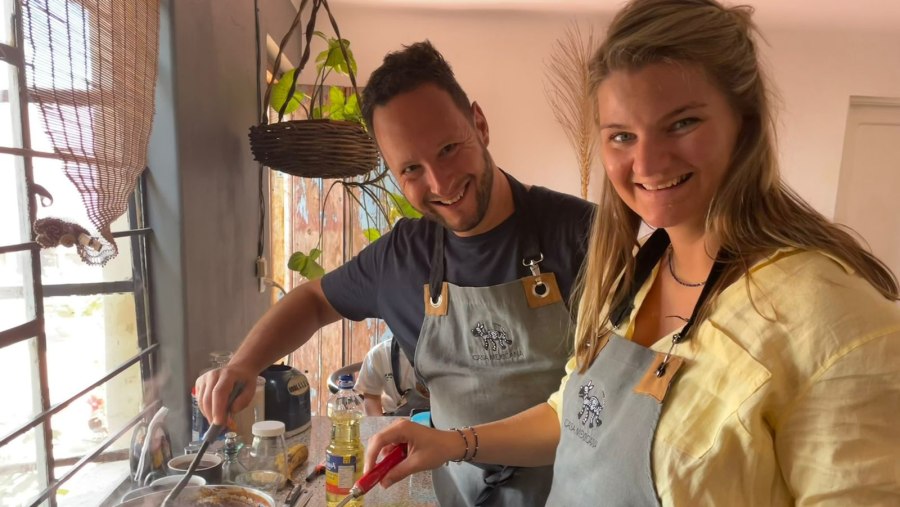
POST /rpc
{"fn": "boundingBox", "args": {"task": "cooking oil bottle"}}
[325,374,364,506]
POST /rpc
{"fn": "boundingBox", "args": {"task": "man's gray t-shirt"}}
[321,184,594,363]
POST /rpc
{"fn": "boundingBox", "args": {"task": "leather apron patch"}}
[424,282,449,316]
[633,352,684,402]
[521,272,563,308]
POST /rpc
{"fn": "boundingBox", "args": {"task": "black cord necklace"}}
[667,246,705,288]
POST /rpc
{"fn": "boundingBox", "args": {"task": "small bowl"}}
[151,473,206,489]
[167,453,223,484]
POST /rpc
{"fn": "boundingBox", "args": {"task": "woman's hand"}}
[364,419,464,489]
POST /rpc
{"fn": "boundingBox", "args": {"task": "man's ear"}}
[471,101,489,146]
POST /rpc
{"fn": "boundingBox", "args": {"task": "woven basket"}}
[249,119,378,179]
[249,0,379,179]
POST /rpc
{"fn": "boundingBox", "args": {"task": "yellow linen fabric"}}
[547,249,900,506]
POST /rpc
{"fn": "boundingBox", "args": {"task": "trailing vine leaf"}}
[363,228,382,243]
[314,32,357,76]
[288,248,325,280]
[342,93,361,122]
[327,87,362,123]
[269,69,307,115]
[388,192,422,222]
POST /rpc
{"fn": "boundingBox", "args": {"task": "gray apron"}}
[546,229,728,506]
[414,175,572,507]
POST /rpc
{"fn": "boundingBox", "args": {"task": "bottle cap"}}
[209,350,233,366]
[252,420,286,437]
[337,374,355,390]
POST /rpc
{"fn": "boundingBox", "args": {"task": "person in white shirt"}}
[356,336,418,416]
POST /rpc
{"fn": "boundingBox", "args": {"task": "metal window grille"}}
[0,1,157,505]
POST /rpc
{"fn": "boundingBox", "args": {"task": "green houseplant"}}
[266,29,421,281]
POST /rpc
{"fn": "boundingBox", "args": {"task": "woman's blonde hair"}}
[574,0,899,371]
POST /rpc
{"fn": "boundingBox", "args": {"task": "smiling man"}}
[197,41,594,507]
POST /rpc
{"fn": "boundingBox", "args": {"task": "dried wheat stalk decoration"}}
[544,23,599,199]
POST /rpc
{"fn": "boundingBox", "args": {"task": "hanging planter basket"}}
[249,119,378,179]
[249,0,379,179]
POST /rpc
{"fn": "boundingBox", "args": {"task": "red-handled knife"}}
[334,444,408,507]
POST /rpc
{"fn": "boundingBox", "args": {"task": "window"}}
[0,1,157,505]
[267,84,398,415]
[269,157,393,416]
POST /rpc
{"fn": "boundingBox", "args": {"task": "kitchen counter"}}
[281,416,436,506]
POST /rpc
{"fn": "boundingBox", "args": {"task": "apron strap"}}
[610,229,671,328]
[507,173,542,267]
[428,226,446,304]
[390,336,406,396]
[428,171,542,301]
[679,252,729,340]
[609,228,731,343]
[473,465,517,507]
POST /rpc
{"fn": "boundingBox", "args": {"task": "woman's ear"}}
[471,101,490,146]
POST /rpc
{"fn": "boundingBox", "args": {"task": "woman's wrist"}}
[448,427,470,462]
[446,426,480,463]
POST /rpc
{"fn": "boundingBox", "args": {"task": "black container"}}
[261,364,312,437]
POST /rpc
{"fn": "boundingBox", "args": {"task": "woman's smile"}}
[636,173,692,192]
[596,62,741,233]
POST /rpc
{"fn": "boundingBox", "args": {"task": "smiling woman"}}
[596,63,741,236]
[362,2,900,506]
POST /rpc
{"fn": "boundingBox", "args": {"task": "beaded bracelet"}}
[449,427,469,463]
[465,425,480,461]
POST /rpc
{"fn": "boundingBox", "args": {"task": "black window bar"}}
[0,0,159,502]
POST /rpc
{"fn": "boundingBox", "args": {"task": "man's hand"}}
[194,279,343,426]
[195,363,258,426]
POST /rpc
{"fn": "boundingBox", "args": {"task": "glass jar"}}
[236,420,288,494]
[221,432,248,485]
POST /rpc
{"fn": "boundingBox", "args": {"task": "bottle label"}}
[325,451,358,494]
[287,374,309,395]
[191,393,209,442]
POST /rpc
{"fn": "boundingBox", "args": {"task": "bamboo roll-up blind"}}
[23,0,160,265]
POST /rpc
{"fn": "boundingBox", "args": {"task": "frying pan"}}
[114,485,274,507]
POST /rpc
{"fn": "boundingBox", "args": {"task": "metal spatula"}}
[161,382,244,506]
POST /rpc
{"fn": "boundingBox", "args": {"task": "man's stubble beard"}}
[421,147,494,234]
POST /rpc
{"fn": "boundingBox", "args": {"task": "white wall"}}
[150,0,899,446]
[317,2,900,216]
[306,3,605,199]
[761,28,900,217]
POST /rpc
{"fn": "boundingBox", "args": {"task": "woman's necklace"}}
[667,246,705,288]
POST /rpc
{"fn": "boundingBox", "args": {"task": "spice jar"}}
[236,420,289,494]
[221,432,248,485]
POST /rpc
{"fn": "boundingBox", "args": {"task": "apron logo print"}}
[577,380,605,428]
[471,322,513,351]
